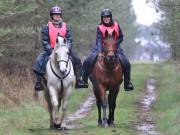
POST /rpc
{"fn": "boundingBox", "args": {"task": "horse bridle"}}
[50,55,71,80]
[58,55,70,70]
[101,46,118,71]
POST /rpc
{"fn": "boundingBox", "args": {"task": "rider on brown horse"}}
[82,9,134,91]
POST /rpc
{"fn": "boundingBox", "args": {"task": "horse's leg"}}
[60,86,73,130]
[93,87,102,126]
[108,87,119,127]
[44,89,54,128]
[99,84,108,128]
[49,87,61,128]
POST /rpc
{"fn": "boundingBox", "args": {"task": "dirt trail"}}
[65,93,96,129]
[44,78,162,133]
[136,79,162,135]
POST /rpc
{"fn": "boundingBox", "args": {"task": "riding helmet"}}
[101,8,113,26]
[101,8,112,17]
[50,6,62,17]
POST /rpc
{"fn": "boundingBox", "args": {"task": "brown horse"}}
[90,30,123,128]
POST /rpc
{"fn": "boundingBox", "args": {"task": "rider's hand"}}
[98,53,103,57]
[47,48,53,55]
[97,53,103,61]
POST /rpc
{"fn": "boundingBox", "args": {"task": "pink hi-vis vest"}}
[48,21,67,48]
[98,21,119,41]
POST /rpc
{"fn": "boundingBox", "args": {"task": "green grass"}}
[0,88,90,135]
[66,88,90,113]
[151,62,180,135]
[0,62,179,135]
[0,62,154,135]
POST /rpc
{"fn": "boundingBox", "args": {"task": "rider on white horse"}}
[45,36,76,129]
[33,6,86,90]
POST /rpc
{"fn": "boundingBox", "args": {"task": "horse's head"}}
[53,35,70,75]
[103,30,118,69]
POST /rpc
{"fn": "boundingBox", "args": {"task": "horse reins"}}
[50,56,71,92]
[58,55,70,70]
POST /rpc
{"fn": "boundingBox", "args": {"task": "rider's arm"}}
[41,26,52,55]
[116,24,124,46]
[65,25,73,50]
[96,27,103,54]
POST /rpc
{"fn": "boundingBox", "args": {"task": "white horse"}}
[44,35,75,130]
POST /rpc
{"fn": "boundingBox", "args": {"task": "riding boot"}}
[82,59,90,88]
[74,66,84,88]
[118,52,134,91]
[124,71,134,91]
[34,73,44,91]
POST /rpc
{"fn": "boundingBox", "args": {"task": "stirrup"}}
[75,81,84,88]
[34,82,44,91]
[82,81,89,88]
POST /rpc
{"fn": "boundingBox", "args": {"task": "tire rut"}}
[135,79,162,135]
[65,93,96,129]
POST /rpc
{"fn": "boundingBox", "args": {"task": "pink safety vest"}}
[98,21,119,41]
[48,21,67,48]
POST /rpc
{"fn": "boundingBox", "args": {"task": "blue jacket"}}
[96,22,124,53]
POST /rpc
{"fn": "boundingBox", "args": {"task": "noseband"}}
[50,54,71,80]
[58,55,70,69]
[103,42,118,70]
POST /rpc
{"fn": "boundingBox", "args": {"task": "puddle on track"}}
[65,94,96,129]
[136,79,162,135]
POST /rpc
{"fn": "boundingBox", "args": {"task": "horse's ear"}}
[112,30,116,39]
[56,37,58,44]
[105,30,109,38]
[56,33,60,44]
[63,38,66,44]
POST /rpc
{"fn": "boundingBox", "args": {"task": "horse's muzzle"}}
[60,69,67,75]
[106,55,116,63]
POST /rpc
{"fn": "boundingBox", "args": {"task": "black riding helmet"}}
[101,9,113,26]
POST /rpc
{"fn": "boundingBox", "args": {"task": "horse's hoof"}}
[108,119,115,128]
[103,118,108,128]
[50,125,55,130]
[104,123,108,128]
[109,123,115,128]
[53,123,61,129]
[60,126,67,132]
[98,123,102,127]
[97,119,102,127]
